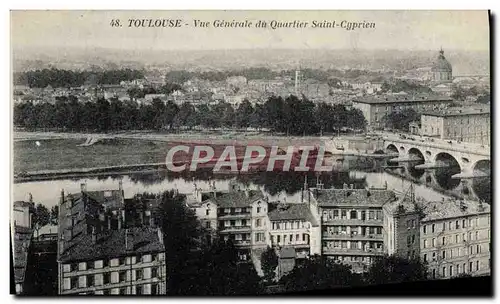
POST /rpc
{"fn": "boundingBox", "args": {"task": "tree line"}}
[13,95,367,135]
[14,68,145,88]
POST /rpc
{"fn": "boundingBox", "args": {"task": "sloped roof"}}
[209,190,265,208]
[60,227,164,263]
[279,247,296,259]
[421,199,490,222]
[314,189,397,207]
[268,203,319,226]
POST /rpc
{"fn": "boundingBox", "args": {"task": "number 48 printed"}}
[110,19,122,27]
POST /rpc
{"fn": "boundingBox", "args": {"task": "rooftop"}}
[205,190,265,208]
[60,226,164,263]
[353,94,452,104]
[268,203,319,227]
[421,199,490,222]
[421,106,490,117]
[313,188,397,207]
[279,247,296,259]
[59,188,164,263]
[383,192,490,222]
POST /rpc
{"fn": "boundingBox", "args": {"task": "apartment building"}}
[352,94,453,130]
[186,183,269,261]
[306,184,398,272]
[57,184,166,295]
[383,190,491,280]
[267,202,321,258]
[420,106,490,145]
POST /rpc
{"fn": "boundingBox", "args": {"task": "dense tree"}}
[382,108,420,132]
[380,79,432,94]
[14,94,367,134]
[32,203,50,237]
[158,190,263,295]
[49,205,59,225]
[364,255,428,285]
[261,246,279,283]
[14,68,144,88]
[279,255,362,292]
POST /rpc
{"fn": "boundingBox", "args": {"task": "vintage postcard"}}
[10,10,491,296]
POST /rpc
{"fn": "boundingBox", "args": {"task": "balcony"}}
[217,213,251,220]
[219,225,252,233]
[234,240,251,246]
[322,233,383,241]
[322,218,382,226]
[322,247,384,256]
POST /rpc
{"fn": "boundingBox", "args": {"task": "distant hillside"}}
[12,47,490,76]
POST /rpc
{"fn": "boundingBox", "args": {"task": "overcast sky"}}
[11,10,490,51]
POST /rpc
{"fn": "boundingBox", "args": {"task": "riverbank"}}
[13,130,380,178]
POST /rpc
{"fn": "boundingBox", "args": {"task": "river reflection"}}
[14,160,453,209]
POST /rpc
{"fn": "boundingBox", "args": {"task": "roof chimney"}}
[125,229,133,251]
[60,189,65,206]
[91,226,97,244]
[157,228,164,245]
[80,183,87,192]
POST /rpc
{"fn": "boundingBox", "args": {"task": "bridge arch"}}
[471,159,491,203]
[433,152,462,190]
[386,144,398,154]
[407,148,425,179]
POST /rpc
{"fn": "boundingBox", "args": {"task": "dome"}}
[431,49,452,72]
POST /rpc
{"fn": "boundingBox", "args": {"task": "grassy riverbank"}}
[13,131,333,173]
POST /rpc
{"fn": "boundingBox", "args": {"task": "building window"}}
[462,219,466,228]
[432,269,436,279]
[103,273,110,285]
[476,261,480,271]
[151,267,158,278]
[432,238,436,247]
[119,271,126,282]
[442,251,446,259]
[442,267,446,277]
[341,210,347,219]
[136,269,143,280]
[257,207,261,213]
[350,210,357,219]
[442,237,446,246]
[119,288,127,295]
[256,219,261,227]
[449,266,453,277]
[423,239,427,248]
[205,221,211,229]
[423,254,427,262]
[442,223,446,231]
[87,275,94,287]
[151,284,158,295]
[423,225,427,234]
[469,262,473,272]
[456,221,459,229]
[205,209,209,216]
[432,224,435,233]
[71,277,78,289]
[119,257,126,266]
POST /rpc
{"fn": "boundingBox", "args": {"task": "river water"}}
[13,156,453,208]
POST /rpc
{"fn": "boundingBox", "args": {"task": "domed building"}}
[432,48,453,83]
